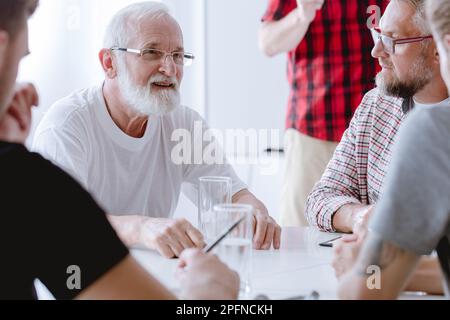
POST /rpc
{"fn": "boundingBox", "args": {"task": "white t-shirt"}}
[413,97,450,109]
[32,85,247,218]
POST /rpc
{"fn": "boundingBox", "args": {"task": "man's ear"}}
[444,34,450,54]
[434,43,441,64]
[0,30,10,71]
[435,35,450,66]
[99,48,117,79]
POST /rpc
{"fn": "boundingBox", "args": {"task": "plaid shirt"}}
[305,88,414,232]
[262,0,389,142]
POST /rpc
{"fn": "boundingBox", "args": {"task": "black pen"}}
[203,216,246,253]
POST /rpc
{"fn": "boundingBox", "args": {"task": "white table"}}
[132,227,341,300]
[35,227,443,300]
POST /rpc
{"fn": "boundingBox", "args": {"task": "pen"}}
[203,216,246,253]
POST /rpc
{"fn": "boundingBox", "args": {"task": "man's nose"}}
[371,38,387,59]
[159,54,177,77]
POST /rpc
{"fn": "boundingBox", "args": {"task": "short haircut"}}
[426,0,450,41]
[399,0,430,34]
[103,1,171,49]
[0,0,38,38]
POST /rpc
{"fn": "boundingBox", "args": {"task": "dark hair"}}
[0,0,37,38]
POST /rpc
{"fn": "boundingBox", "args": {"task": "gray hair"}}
[426,0,450,41]
[103,1,170,49]
[400,0,430,34]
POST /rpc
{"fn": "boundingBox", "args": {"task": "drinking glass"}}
[198,176,232,243]
[213,203,253,296]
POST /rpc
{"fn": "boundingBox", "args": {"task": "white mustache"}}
[149,75,179,89]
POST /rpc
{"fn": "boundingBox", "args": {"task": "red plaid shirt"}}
[262,0,389,142]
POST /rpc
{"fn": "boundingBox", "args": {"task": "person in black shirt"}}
[0,0,239,300]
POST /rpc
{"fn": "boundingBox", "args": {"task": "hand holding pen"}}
[175,217,246,299]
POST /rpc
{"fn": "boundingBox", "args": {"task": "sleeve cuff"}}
[317,196,361,232]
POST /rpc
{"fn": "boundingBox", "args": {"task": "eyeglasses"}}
[110,47,195,66]
[372,28,433,54]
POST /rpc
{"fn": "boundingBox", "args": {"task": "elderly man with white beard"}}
[32,1,281,259]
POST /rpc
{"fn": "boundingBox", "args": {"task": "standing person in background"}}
[259,0,389,226]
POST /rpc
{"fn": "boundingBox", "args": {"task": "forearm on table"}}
[338,270,408,300]
[107,214,146,247]
[76,255,177,300]
[332,204,368,233]
[232,189,268,215]
[338,233,420,300]
[259,9,312,57]
[405,256,444,295]
[305,188,361,232]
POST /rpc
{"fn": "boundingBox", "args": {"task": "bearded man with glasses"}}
[32,1,281,259]
[306,0,448,234]
[308,0,449,296]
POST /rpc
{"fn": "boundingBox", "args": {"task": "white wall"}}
[205,0,288,134]
[172,0,289,224]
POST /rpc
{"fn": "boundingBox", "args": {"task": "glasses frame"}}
[110,47,195,66]
[373,28,433,54]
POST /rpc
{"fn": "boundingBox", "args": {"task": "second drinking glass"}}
[198,176,232,243]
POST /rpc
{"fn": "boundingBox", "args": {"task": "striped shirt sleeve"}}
[305,92,379,232]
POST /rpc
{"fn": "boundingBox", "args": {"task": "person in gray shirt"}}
[337,103,450,299]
